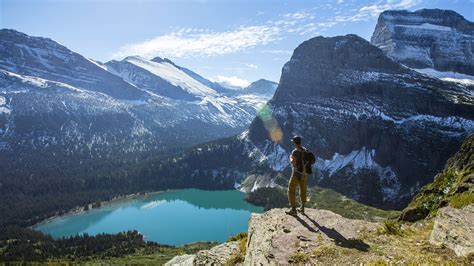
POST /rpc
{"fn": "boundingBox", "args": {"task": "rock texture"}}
[165,241,241,265]
[166,207,473,264]
[164,254,196,266]
[430,205,474,257]
[194,241,240,265]
[371,9,474,75]
[245,208,377,264]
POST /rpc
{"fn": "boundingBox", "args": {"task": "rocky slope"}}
[400,134,473,221]
[371,9,474,76]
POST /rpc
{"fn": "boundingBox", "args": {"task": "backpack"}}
[301,148,316,174]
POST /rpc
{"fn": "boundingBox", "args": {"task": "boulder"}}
[430,204,474,257]
[245,208,378,264]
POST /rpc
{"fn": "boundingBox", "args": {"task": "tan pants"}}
[288,174,307,208]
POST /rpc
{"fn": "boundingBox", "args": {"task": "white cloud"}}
[245,63,258,69]
[112,25,280,59]
[355,0,422,20]
[111,0,423,60]
[112,10,315,60]
[211,75,251,88]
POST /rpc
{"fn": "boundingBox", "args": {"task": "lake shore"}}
[30,189,261,245]
[29,190,169,230]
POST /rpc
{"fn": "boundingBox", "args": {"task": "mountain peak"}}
[273,34,405,100]
[151,56,175,65]
[292,34,403,73]
[372,8,474,75]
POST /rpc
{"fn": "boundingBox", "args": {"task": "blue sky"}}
[1,0,473,86]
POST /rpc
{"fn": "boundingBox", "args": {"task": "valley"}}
[0,4,473,264]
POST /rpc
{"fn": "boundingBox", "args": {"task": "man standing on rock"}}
[286,136,310,216]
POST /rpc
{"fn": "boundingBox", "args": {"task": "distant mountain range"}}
[0,29,277,164]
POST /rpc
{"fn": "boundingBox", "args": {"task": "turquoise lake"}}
[34,189,263,246]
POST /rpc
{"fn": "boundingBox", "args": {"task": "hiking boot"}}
[285,208,297,216]
[297,207,305,214]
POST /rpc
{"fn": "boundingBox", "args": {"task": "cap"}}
[291,136,301,145]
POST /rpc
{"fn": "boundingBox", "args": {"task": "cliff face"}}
[371,9,474,75]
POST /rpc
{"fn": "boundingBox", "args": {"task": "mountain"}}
[241,79,278,97]
[371,9,474,77]
[0,29,275,159]
[0,29,277,227]
[149,34,474,210]
[247,34,473,209]
[0,29,145,100]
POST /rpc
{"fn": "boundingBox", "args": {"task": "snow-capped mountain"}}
[106,56,218,101]
[152,34,474,210]
[0,29,145,100]
[371,9,474,77]
[0,29,275,173]
[240,79,278,97]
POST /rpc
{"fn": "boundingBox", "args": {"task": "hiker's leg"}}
[288,175,298,208]
[299,175,307,207]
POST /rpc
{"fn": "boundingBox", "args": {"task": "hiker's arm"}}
[290,151,297,167]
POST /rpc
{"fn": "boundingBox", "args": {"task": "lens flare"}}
[257,104,283,143]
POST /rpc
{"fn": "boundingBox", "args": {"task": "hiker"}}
[286,136,315,216]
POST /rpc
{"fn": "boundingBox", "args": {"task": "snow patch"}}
[397,23,452,31]
[261,141,289,171]
[316,147,376,176]
[125,56,217,97]
[413,68,474,86]
[315,147,401,201]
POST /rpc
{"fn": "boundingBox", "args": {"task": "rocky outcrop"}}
[245,208,377,264]
[430,205,474,257]
[166,207,473,264]
[371,9,474,75]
